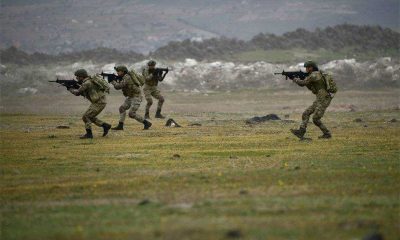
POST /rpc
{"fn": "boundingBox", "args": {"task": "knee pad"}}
[159,96,165,103]
[82,115,89,122]
[146,98,153,106]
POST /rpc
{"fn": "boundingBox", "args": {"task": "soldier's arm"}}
[142,69,154,81]
[69,81,89,96]
[293,74,317,86]
[111,77,127,90]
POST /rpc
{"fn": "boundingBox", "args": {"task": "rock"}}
[138,199,150,206]
[246,114,281,124]
[294,166,301,170]
[239,189,248,195]
[362,233,384,240]
[364,125,368,128]
[189,123,202,126]
[172,154,181,159]
[354,118,363,122]
[165,118,181,127]
[56,125,70,129]
[226,229,242,238]
[389,118,397,123]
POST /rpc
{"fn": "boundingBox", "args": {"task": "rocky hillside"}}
[1,0,398,54]
[1,25,399,64]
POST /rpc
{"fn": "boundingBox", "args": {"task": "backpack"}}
[321,71,337,94]
[128,69,145,87]
[91,75,110,93]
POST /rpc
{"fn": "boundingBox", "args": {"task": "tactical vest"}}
[121,74,141,97]
[142,67,158,86]
[306,71,328,95]
[82,77,106,103]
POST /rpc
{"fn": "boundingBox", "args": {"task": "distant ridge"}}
[1,25,399,65]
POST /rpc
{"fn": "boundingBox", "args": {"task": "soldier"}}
[69,69,111,139]
[290,61,333,139]
[142,60,165,119]
[111,65,152,130]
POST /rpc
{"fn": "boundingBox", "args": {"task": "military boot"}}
[143,120,152,130]
[318,132,332,139]
[102,123,112,137]
[145,111,151,120]
[80,129,93,139]
[112,122,124,130]
[155,109,165,119]
[290,128,306,139]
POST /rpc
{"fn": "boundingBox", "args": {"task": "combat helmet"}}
[114,65,128,73]
[304,61,318,69]
[147,60,156,66]
[74,69,88,78]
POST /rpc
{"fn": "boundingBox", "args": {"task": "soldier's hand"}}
[69,89,80,96]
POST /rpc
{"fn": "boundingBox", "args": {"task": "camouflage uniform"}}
[142,66,165,117]
[112,73,144,123]
[293,71,332,135]
[70,75,108,130]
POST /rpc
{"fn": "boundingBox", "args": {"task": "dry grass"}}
[1,90,399,240]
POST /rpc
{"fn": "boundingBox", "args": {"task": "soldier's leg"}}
[87,102,106,127]
[128,97,145,123]
[144,86,153,119]
[82,114,92,130]
[113,98,131,130]
[81,107,95,139]
[119,98,131,123]
[152,88,165,118]
[291,101,317,139]
[313,97,332,137]
[300,101,317,130]
[128,96,152,130]
[86,102,111,137]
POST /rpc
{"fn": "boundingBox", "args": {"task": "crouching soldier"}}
[111,65,152,130]
[69,69,111,139]
[142,60,165,119]
[290,61,333,139]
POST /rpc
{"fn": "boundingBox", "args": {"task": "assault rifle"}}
[100,72,123,83]
[151,68,169,81]
[49,79,81,89]
[274,70,309,80]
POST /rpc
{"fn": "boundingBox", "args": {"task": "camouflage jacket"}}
[112,74,141,97]
[142,66,160,86]
[294,71,328,96]
[70,76,106,103]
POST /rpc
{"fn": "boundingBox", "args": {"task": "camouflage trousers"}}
[119,96,144,123]
[83,99,106,129]
[143,85,164,113]
[300,92,332,134]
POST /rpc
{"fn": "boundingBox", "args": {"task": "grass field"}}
[1,89,399,240]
